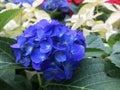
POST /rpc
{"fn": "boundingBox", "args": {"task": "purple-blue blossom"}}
[11,19,86,81]
[41,0,70,12]
[13,0,34,5]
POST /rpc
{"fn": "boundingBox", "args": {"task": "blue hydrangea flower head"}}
[41,0,70,12]
[13,0,34,5]
[11,19,86,81]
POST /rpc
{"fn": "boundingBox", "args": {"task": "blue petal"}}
[55,51,66,62]
[13,49,21,62]
[40,40,52,53]
[64,68,73,79]
[11,35,26,48]
[23,40,34,56]
[41,0,69,12]
[63,61,79,79]
[13,0,34,5]
[44,25,54,35]
[43,67,65,81]
[17,35,26,44]
[19,57,30,67]
[24,25,36,38]
[37,28,44,40]
[24,45,33,56]
[41,60,56,70]
[53,37,67,50]
[71,44,85,61]
[75,31,86,46]
[51,25,66,37]
[31,48,47,63]
[32,62,41,71]
[36,19,49,28]
[11,43,21,49]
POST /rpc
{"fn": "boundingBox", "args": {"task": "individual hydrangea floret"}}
[41,0,70,12]
[11,19,86,81]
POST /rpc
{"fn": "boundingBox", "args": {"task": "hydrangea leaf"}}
[0,37,16,85]
[112,41,120,54]
[108,33,120,47]
[0,37,24,70]
[108,53,120,68]
[85,48,105,57]
[45,58,120,90]
[0,75,32,90]
[104,59,120,78]
[0,70,15,81]
[86,34,105,50]
[0,70,15,90]
[8,75,32,90]
[108,41,120,68]
[0,9,23,31]
[0,79,13,90]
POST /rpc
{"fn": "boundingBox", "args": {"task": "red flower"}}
[67,0,83,5]
[67,0,73,4]
[106,0,120,5]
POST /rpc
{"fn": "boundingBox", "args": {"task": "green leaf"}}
[108,41,120,68]
[0,70,15,81]
[85,48,105,57]
[0,37,23,89]
[112,41,120,54]
[0,70,15,90]
[86,34,104,50]
[0,75,32,90]
[96,6,112,22]
[108,33,120,47]
[0,79,13,90]
[0,9,23,31]
[104,59,120,78]
[49,10,65,21]
[45,58,120,90]
[0,37,23,70]
[108,54,120,68]
[8,75,32,90]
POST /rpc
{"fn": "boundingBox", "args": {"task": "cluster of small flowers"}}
[12,0,84,13]
[41,0,70,12]
[11,19,86,81]
[13,0,34,5]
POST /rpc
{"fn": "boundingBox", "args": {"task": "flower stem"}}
[37,72,42,88]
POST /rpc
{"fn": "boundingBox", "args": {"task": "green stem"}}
[37,72,42,88]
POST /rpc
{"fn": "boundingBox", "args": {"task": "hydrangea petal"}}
[24,26,36,38]
[13,49,21,62]
[55,51,66,62]
[24,45,33,56]
[11,35,26,48]
[13,0,34,5]
[19,57,30,67]
[31,48,47,63]
[32,62,41,70]
[43,67,65,81]
[40,40,52,53]
[71,44,85,61]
